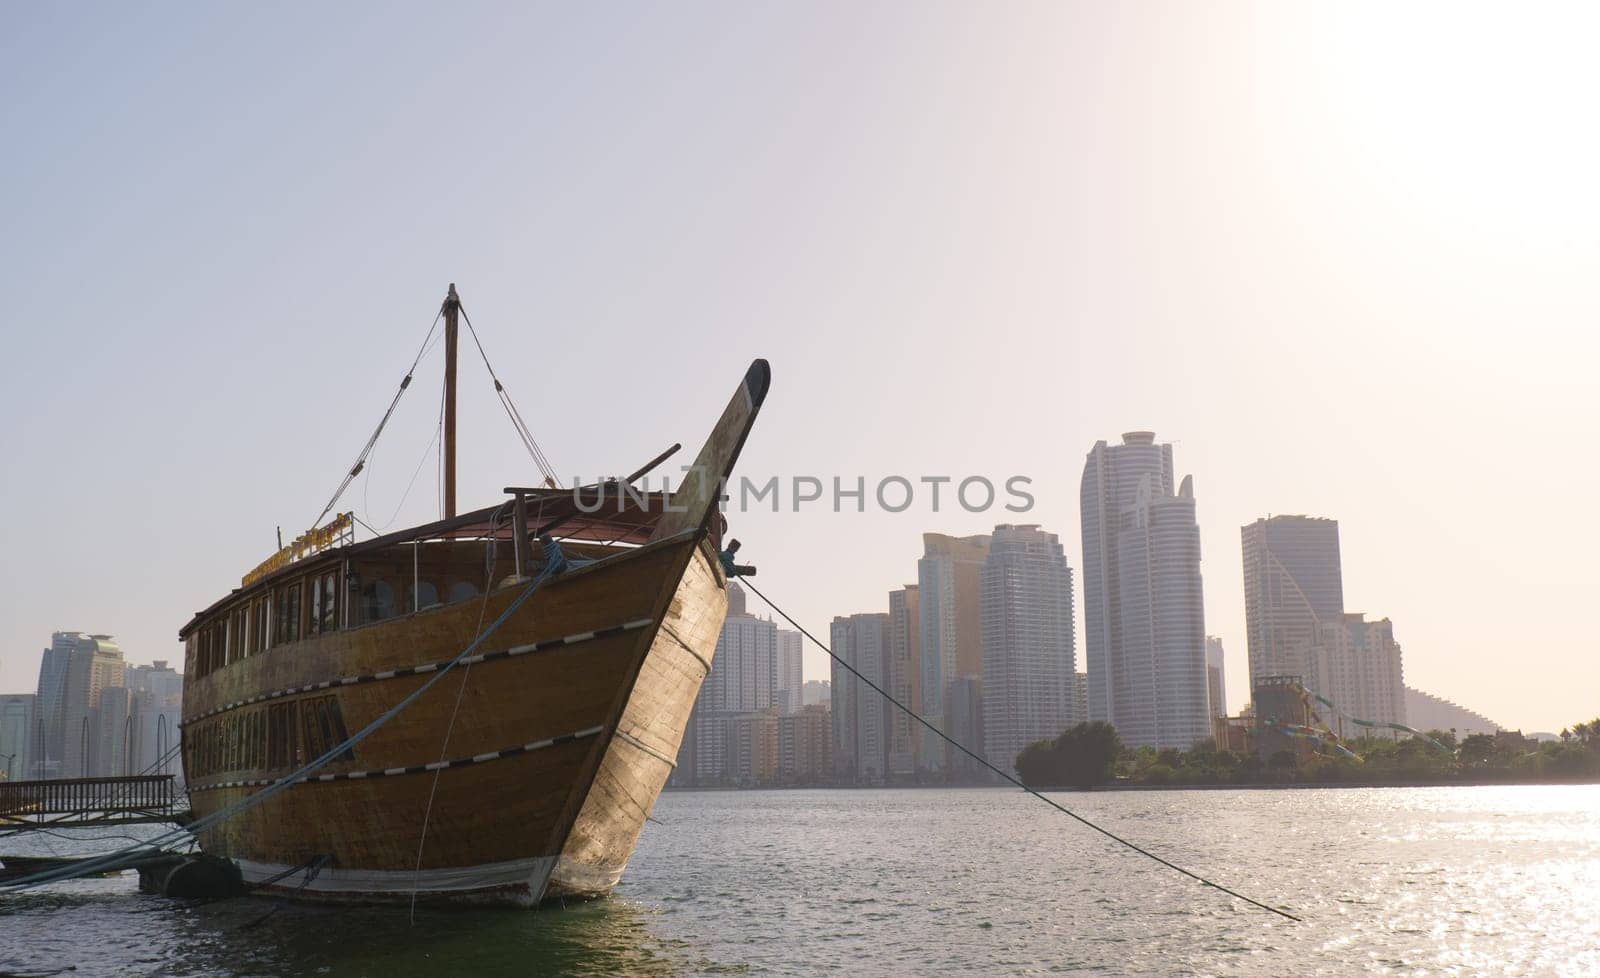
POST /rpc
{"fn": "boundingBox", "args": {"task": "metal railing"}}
[0,775,175,817]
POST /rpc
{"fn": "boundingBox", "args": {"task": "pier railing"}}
[0,775,176,817]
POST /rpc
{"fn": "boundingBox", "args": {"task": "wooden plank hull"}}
[547,538,726,897]
[181,535,725,907]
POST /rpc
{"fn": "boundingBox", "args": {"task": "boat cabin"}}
[179,486,703,683]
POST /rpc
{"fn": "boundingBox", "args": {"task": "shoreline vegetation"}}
[664,722,1600,793]
[1014,720,1600,791]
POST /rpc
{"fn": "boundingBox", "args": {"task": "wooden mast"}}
[443,283,460,519]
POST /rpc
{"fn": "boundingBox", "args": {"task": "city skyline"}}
[1,631,183,782]
[4,4,1595,735]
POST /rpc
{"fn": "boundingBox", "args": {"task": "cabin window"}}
[273,581,303,646]
[267,702,298,770]
[408,581,440,613]
[197,721,213,776]
[228,608,243,661]
[242,712,255,770]
[252,710,267,769]
[237,605,252,658]
[300,695,353,762]
[447,580,480,604]
[196,624,225,677]
[233,608,251,663]
[253,596,270,653]
[309,571,338,635]
[360,579,398,623]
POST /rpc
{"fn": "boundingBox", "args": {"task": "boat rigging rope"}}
[735,576,1303,924]
[360,400,443,534]
[407,500,522,922]
[0,565,560,894]
[311,305,446,531]
[456,302,561,488]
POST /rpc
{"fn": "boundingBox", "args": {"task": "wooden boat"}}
[177,286,768,906]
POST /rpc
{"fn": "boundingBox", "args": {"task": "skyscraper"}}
[716,584,778,715]
[1205,636,1227,718]
[946,675,987,782]
[979,524,1076,775]
[128,660,184,780]
[1305,614,1407,736]
[32,637,71,779]
[886,586,921,778]
[37,633,126,779]
[1080,433,1209,749]
[776,630,804,714]
[778,705,833,784]
[831,612,889,783]
[917,532,991,773]
[678,583,778,785]
[1241,516,1344,686]
[0,695,34,781]
[95,686,132,778]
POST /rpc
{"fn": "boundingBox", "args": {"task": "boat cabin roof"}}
[179,486,690,639]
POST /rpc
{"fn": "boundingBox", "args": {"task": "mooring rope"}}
[736,576,1302,923]
[0,565,560,893]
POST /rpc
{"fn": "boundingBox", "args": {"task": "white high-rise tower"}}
[1080,433,1210,749]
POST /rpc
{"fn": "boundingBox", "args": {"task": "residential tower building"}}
[979,524,1076,775]
[1240,516,1344,687]
[1080,434,1210,748]
[1205,636,1227,718]
[917,532,990,773]
[831,612,889,783]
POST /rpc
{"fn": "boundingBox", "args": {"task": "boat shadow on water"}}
[2,883,732,978]
[185,895,719,978]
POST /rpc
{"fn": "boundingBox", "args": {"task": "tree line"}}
[1015,719,1600,789]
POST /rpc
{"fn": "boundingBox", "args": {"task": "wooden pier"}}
[0,775,183,827]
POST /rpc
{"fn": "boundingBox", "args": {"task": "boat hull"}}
[547,540,726,898]
[181,534,725,907]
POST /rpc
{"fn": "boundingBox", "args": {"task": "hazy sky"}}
[2,3,1595,732]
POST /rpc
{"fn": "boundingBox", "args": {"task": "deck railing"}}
[0,775,176,816]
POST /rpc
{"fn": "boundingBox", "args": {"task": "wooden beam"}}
[512,492,530,580]
[443,284,460,520]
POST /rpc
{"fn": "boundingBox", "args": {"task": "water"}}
[3,785,1598,977]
